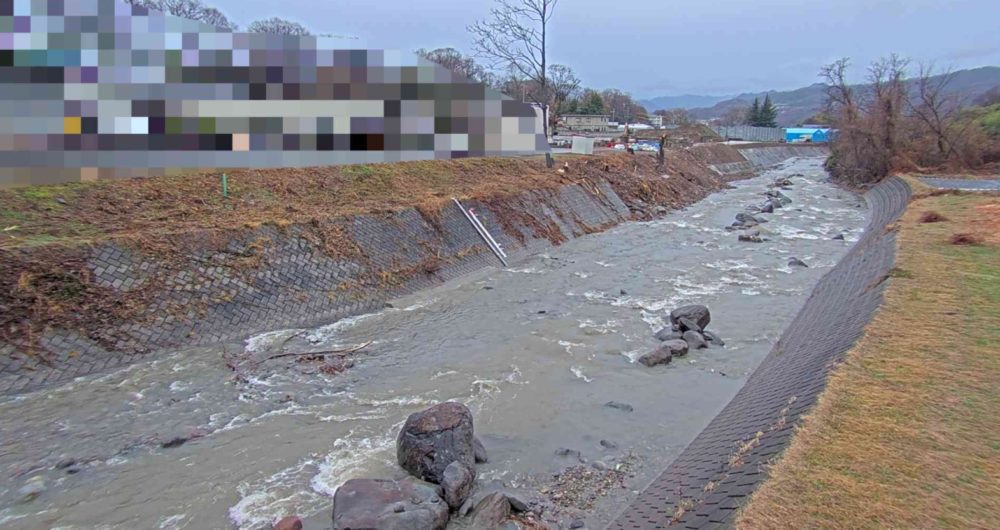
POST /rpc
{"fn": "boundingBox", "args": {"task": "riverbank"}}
[736,181,1000,529]
[0,144,826,395]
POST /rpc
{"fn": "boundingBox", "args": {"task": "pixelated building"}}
[0,0,549,187]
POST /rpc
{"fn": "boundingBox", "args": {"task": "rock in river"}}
[702,330,726,347]
[397,402,475,484]
[473,436,489,464]
[272,516,303,530]
[788,257,809,268]
[470,492,512,530]
[682,330,708,350]
[604,401,633,412]
[332,478,449,530]
[442,461,475,510]
[654,327,683,341]
[638,340,688,366]
[669,304,711,331]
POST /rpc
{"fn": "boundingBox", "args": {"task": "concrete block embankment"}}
[608,176,911,529]
[690,143,830,176]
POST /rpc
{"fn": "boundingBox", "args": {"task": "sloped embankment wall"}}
[695,144,830,175]
[609,176,911,529]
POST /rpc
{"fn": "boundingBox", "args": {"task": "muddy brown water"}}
[0,158,867,530]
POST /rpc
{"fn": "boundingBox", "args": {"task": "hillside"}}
[638,94,734,111]
[681,66,1000,126]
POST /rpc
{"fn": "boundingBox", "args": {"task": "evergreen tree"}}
[759,94,778,127]
[578,90,605,115]
[746,98,761,126]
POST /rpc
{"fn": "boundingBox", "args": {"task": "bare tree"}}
[867,53,909,157]
[819,58,857,124]
[908,63,967,161]
[416,48,494,85]
[469,0,560,137]
[718,105,748,126]
[821,55,909,185]
[547,64,580,128]
[246,17,311,36]
[655,108,692,127]
[601,89,643,123]
[126,0,237,29]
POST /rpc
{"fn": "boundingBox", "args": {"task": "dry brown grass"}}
[736,192,1000,529]
[0,152,723,250]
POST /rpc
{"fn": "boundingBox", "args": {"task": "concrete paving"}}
[918,177,1000,191]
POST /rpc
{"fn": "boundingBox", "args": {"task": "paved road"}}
[918,177,1000,191]
[608,177,912,530]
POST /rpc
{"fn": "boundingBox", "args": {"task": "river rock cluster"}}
[639,304,723,367]
[329,401,541,530]
[729,175,796,243]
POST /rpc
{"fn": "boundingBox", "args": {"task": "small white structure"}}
[571,136,595,155]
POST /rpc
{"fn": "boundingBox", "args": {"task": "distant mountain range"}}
[643,66,1000,126]
[637,94,734,111]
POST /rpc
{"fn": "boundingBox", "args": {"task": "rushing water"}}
[0,158,867,530]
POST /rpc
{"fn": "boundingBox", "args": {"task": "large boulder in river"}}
[332,478,449,530]
[638,340,688,366]
[397,402,475,484]
[683,330,708,350]
[669,305,711,331]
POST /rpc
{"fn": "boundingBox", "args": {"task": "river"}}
[0,157,867,529]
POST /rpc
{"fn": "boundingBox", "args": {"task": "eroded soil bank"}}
[0,157,867,529]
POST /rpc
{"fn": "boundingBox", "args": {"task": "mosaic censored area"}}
[0,0,548,186]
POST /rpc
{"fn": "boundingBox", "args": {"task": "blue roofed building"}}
[785,127,832,143]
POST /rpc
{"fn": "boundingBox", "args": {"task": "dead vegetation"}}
[918,210,947,223]
[0,153,716,250]
[949,232,983,245]
[736,191,1000,529]
[821,57,1000,187]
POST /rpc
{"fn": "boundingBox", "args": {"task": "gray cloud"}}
[216,0,1000,97]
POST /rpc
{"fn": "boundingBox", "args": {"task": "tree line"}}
[125,0,311,35]
[821,55,1000,186]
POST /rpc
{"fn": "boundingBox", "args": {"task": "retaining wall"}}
[705,145,829,176]
[608,176,911,530]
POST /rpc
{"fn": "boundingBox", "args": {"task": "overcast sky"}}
[213,0,1000,98]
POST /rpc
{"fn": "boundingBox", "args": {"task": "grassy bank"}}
[736,182,1000,528]
[0,151,722,250]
